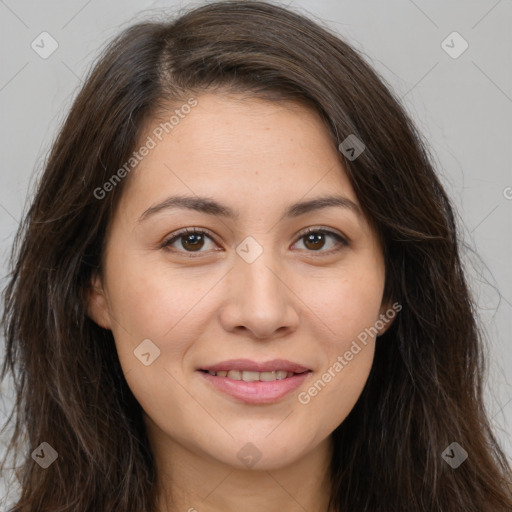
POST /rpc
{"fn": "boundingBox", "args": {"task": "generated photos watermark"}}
[93,97,198,200]
[298,302,402,405]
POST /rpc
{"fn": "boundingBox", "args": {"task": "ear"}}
[376,300,401,337]
[86,271,112,330]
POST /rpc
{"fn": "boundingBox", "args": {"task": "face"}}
[89,92,392,472]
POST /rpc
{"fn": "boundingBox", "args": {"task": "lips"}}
[197,359,312,404]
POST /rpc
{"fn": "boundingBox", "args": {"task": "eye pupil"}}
[182,233,204,251]
[304,232,325,250]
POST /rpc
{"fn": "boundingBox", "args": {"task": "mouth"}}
[197,359,312,404]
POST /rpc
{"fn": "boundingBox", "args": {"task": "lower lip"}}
[198,371,311,404]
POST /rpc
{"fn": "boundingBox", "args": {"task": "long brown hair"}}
[2,1,511,510]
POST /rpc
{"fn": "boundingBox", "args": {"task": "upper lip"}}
[199,359,310,373]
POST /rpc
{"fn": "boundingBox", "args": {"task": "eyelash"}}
[161,226,349,258]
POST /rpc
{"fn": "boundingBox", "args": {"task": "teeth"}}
[207,370,297,381]
[242,371,260,382]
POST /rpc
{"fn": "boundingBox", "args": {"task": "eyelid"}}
[295,225,349,243]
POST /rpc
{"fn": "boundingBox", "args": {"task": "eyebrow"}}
[138,194,362,223]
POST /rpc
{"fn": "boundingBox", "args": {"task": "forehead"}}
[119,92,359,217]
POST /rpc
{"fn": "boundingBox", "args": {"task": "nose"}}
[218,249,300,340]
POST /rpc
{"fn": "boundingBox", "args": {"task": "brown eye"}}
[293,228,348,254]
[303,232,326,250]
[162,229,217,254]
[181,232,205,251]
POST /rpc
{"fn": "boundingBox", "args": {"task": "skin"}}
[88,92,394,512]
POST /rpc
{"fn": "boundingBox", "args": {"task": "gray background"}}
[1,0,511,505]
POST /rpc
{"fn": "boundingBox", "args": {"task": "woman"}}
[1,1,511,510]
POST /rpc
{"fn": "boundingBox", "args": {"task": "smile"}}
[197,359,312,404]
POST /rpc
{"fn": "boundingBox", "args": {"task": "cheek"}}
[103,255,212,375]
[292,261,383,426]
[298,262,385,351]
[103,259,208,430]
[295,279,381,439]
[105,251,219,332]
